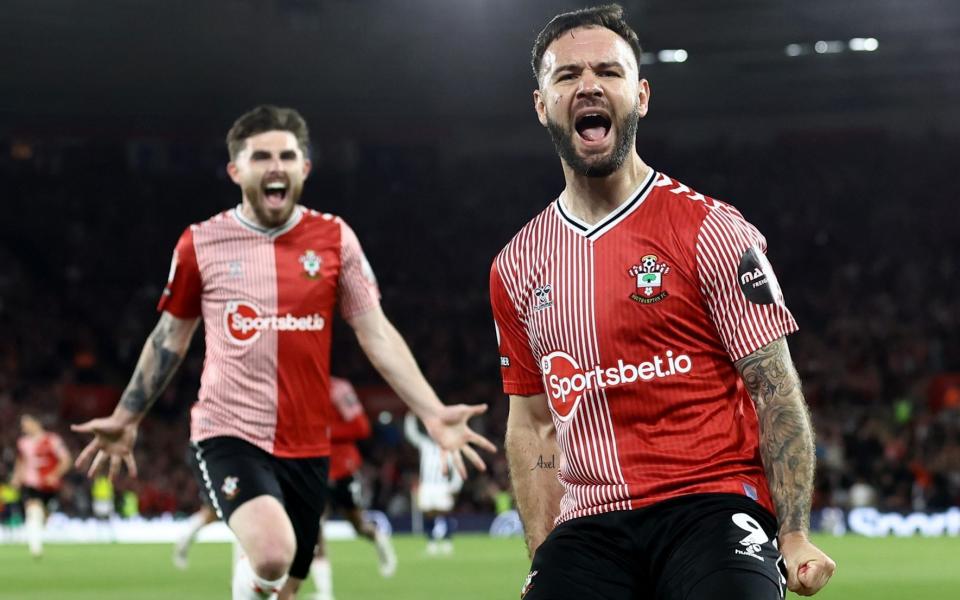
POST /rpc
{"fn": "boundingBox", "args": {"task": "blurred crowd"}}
[1,130,958,521]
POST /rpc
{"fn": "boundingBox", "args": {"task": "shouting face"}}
[227,130,312,228]
[534,26,650,178]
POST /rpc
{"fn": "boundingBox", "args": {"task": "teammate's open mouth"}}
[575,113,612,143]
[263,181,288,207]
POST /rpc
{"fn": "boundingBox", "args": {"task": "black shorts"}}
[21,486,57,507]
[193,436,329,579]
[185,446,212,507]
[327,475,362,513]
[522,494,786,600]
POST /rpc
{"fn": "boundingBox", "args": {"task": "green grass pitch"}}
[0,534,956,599]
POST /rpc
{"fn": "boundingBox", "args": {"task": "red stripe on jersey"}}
[273,215,342,457]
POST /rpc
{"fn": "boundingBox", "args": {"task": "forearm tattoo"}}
[120,316,186,415]
[736,337,815,535]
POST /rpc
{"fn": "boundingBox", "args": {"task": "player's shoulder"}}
[330,375,354,393]
[189,207,240,232]
[493,200,558,274]
[297,206,354,237]
[649,172,727,216]
[648,171,750,230]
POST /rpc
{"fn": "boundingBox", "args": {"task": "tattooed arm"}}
[735,337,836,596]
[72,312,199,479]
[506,393,563,557]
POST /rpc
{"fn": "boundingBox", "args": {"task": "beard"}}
[547,103,640,178]
[242,180,303,228]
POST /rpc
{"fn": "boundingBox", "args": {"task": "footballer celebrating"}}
[73,105,495,600]
[491,5,835,599]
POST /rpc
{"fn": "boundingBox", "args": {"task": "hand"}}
[71,412,140,480]
[421,404,497,478]
[779,531,836,596]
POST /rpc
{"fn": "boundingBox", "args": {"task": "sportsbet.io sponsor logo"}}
[541,350,693,420]
[223,300,326,345]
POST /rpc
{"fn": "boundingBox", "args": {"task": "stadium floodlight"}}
[849,37,879,52]
[641,51,657,65]
[657,49,688,63]
[814,40,845,54]
[785,43,806,57]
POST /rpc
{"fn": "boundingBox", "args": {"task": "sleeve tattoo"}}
[119,314,187,415]
[735,337,815,535]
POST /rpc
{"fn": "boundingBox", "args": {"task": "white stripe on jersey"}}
[495,201,630,522]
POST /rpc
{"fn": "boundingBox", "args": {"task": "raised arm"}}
[346,306,495,477]
[506,393,563,558]
[735,337,836,596]
[72,311,199,479]
[403,412,428,449]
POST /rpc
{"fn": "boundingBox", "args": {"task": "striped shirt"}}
[404,413,463,490]
[490,170,797,524]
[159,206,380,458]
[17,433,68,492]
[329,377,370,481]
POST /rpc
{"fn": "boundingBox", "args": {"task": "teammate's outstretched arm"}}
[346,306,496,477]
[72,311,200,480]
[506,393,563,558]
[735,337,836,596]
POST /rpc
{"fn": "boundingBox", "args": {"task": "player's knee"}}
[248,540,296,580]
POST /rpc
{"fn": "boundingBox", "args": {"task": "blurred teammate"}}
[11,414,72,558]
[491,5,835,599]
[310,376,396,600]
[404,412,462,555]
[172,446,219,570]
[72,105,495,600]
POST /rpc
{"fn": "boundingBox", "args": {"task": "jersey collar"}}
[232,205,304,239]
[554,169,657,240]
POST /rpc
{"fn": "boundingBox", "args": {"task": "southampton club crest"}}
[299,249,322,279]
[628,254,671,304]
[221,476,240,501]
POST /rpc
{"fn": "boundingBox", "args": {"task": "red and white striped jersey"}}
[329,376,371,481]
[159,206,380,458]
[17,433,68,491]
[490,170,797,524]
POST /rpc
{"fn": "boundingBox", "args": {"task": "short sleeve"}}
[157,227,202,319]
[490,261,544,396]
[337,220,381,319]
[696,205,798,362]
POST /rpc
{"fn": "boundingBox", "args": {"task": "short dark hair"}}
[531,4,642,85]
[226,105,310,160]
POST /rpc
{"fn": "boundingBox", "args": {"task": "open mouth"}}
[263,181,289,207]
[575,113,612,143]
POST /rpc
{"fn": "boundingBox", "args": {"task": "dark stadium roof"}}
[2,0,958,143]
